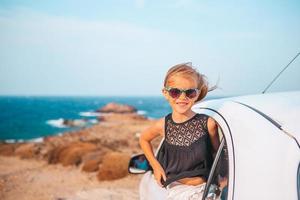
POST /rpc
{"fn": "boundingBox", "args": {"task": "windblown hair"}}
[164,62,216,102]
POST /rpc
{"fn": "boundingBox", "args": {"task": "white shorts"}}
[166,182,206,200]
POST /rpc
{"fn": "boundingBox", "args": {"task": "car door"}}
[192,104,233,200]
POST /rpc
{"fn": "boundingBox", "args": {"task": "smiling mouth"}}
[176,102,188,105]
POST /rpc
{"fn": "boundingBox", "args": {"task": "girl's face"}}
[163,74,199,115]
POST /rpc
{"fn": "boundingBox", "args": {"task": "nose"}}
[178,91,188,100]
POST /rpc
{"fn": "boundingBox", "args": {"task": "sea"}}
[0,95,220,142]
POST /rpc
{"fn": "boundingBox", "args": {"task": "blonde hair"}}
[164,62,215,102]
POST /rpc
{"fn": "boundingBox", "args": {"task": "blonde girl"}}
[139,63,220,199]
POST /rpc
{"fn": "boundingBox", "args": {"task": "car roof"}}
[193,90,300,145]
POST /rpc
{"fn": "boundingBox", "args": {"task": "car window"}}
[203,135,229,200]
[297,163,300,200]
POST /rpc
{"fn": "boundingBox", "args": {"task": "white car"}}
[128,90,300,200]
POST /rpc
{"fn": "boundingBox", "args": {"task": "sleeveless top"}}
[157,113,213,187]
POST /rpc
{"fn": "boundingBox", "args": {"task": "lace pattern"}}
[166,114,208,146]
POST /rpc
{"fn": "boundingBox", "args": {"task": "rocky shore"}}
[0,103,163,200]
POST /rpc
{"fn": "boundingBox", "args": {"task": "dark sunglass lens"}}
[169,88,181,98]
[185,89,197,99]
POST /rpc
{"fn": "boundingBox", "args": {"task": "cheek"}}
[167,97,175,104]
[188,97,198,105]
[191,100,197,105]
[162,91,170,101]
[165,96,176,105]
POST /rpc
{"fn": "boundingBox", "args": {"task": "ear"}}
[196,85,207,102]
[162,88,169,100]
[194,91,201,102]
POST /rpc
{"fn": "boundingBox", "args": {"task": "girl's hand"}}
[152,163,166,187]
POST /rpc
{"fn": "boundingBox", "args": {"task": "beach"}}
[0,156,142,200]
[0,103,163,200]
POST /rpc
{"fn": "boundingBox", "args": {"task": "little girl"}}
[139,63,220,200]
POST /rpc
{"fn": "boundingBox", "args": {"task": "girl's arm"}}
[139,118,166,187]
[207,117,221,157]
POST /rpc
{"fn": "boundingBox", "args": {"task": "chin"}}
[173,106,192,114]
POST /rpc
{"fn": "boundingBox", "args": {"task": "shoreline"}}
[0,108,162,200]
[0,108,150,144]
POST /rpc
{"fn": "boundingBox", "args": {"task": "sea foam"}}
[4,137,43,143]
[46,118,67,128]
[79,111,102,117]
[89,119,98,124]
[137,110,147,115]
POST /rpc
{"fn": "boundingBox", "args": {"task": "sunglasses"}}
[164,87,199,99]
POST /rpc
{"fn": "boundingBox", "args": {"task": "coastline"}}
[0,106,163,200]
[0,96,169,141]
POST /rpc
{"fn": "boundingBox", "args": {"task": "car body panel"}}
[192,91,300,200]
[232,91,300,145]
[139,171,167,200]
[195,91,300,145]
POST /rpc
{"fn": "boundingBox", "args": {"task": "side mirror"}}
[128,154,151,174]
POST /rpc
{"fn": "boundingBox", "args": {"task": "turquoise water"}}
[0,95,220,141]
[0,96,171,141]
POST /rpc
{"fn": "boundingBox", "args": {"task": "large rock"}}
[15,143,40,159]
[81,150,109,172]
[99,113,147,122]
[47,145,65,164]
[82,159,101,172]
[47,142,97,166]
[63,119,87,127]
[97,103,137,113]
[0,144,16,156]
[97,152,131,181]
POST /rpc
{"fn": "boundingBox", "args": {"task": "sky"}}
[0,0,299,96]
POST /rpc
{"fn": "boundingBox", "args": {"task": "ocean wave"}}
[4,139,22,143]
[79,111,101,117]
[89,119,98,124]
[137,110,147,115]
[46,118,68,128]
[47,118,95,128]
[4,137,43,143]
[29,137,44,143]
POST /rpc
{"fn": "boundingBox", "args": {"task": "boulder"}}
[61,142,97,166]
[47,142,97,166]
[15,143,40,159]
[81,149,108,163]
[81,150,109,172]
[82,159,101,172]
[97,103,137,113]
[0,144,15,156]
[63,119,87,127]
[99,113,147,122]
[97,152,131,181]
[47,145,66,164]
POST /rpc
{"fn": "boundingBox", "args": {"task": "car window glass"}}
[297,163,300,200]
[203,134,229,200]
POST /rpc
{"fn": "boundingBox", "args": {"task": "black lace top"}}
[157,113,213,187]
